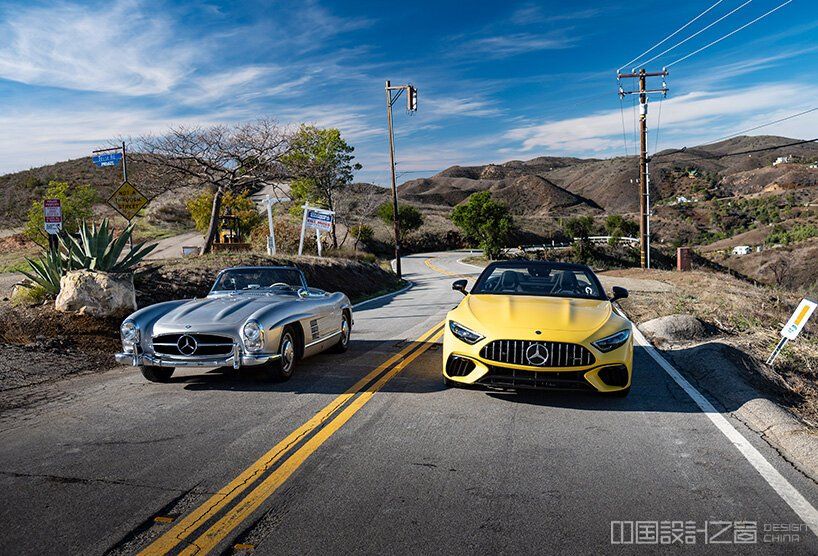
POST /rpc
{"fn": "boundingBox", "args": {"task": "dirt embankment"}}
[613,268,818,426]
[0,254,402,393]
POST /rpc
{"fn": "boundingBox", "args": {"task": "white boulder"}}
[55,270,136,317]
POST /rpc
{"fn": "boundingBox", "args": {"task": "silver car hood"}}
[153,292,296,332]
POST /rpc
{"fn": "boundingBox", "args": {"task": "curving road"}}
[1,252,817,554]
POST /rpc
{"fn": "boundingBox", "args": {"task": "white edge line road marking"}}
[456,256,485,271]
[631,323,818,534]
[352,281,414,310]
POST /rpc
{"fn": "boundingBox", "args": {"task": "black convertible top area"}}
[471,260,607,300]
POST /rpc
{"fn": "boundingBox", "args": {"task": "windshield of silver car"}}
[471,262,605,300]
[212,268,305,291]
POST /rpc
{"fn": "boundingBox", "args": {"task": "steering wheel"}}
[269,282,292,289]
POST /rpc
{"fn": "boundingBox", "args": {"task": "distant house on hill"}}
[773,155,793,166]
[732,245,751,256]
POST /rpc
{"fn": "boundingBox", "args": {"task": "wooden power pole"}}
[384,80,418,280]
[618,68,668,269]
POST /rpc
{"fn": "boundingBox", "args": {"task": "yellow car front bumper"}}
[442,328,633,393]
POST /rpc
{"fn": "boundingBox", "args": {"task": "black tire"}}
[264,327,299,382]
[140,366,174,383]
[443,375,457,388]
[328,311,351,354]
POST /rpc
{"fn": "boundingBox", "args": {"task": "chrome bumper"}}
[115,344,279,369]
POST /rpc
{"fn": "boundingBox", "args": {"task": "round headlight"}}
[243,321,261,342]
[121,321,138,342]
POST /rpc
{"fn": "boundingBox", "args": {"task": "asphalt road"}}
[1,252,817,555]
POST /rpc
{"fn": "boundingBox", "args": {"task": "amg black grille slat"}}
[478,366,593,391]
[446,355,476,377]
[480,340,595,368]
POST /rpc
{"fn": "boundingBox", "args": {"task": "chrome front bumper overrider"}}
[115,344,280,369]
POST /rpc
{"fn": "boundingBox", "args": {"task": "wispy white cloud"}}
[509,5,605,26]
[423,96,502,117]
[506,83,813,154]
[0,0,197,95]
[460,32,576,58]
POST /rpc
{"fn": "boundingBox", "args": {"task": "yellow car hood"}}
[461,294,612,334]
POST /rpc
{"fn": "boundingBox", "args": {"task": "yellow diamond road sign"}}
[108,181,148,221]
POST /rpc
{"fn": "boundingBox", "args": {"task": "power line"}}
[653,96,664,155]
[653,137,817,162]
[701,106,818,146]
[667,0,793,68]
[618,0,725,71]
[638,0,753,68]
[619,96,630,156]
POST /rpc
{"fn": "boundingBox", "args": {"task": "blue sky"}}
[0,0,816,184]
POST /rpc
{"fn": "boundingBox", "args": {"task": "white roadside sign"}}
[43,198,62,234]
[781,298,817,340]
[298,205,335,256]
[305,207,334,232]
[767,297,817,365]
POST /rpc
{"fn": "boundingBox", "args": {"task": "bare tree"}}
[766,255,791,287]
[334,184,385,249]
[135,119,290,253]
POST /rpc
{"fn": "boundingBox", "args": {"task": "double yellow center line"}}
[141,322,444,555]
[424,257,470,279]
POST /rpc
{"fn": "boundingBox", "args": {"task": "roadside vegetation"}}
[614,268,818,426]
[451,191,513,259]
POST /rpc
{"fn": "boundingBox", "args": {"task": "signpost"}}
[766,297,817,365]
[298,205,334,256]
[263,195,277,256]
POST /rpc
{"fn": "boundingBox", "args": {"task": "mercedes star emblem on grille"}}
[177,334,198,356]
[525,343,549,366]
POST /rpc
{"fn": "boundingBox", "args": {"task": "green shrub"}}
[766,223,818,245]
[23,181,98,245]
[187,190,262,239]
[377,203,424,241]
[451,191,513,259]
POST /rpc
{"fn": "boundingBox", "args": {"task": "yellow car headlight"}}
[449,320,484,345]
[592,329,631,352]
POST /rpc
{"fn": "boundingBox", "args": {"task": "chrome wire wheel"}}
[340,316,350,347]
[280,333,296,375]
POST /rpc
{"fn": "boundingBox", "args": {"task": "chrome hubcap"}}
[281,335,295,372]
[341,318,350,345]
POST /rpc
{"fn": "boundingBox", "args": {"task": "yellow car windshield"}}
[472,262,605,300]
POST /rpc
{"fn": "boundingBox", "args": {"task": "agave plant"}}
[61,219,157,272]
[21,243,63,295]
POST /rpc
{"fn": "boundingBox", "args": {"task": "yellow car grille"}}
[480,340,595,368]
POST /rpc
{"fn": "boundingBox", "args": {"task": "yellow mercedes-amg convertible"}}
[442,260,633,396]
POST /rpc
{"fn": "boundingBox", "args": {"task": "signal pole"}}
[618,68,667,269]
[384,80,418,280]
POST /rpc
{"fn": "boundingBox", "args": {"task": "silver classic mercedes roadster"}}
[116,266,353,382]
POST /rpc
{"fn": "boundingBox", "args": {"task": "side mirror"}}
[611,286,629,302]
[452,279,468,295]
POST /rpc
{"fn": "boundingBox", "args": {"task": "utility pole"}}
[385,80,418,280]
[618,68,668,269]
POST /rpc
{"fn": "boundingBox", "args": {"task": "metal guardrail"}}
[503,236,639,255]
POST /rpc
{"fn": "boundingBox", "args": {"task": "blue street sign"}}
[92,152,123,167]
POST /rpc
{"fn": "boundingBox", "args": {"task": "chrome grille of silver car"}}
[152,333,235,357]
[479,340,595,368]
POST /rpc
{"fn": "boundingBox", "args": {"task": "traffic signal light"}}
[407,86,418,111]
